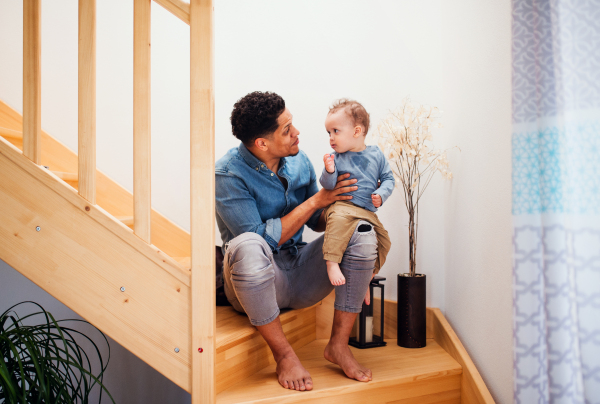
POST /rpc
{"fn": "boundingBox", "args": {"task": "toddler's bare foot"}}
[324,340,372,382]
[327,261,346,286]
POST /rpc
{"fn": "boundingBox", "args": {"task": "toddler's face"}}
[325,110,365,153]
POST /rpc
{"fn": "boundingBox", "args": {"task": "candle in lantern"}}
[365,316,373,343]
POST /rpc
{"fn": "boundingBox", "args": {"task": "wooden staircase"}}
[0,98,495,402]
[0,1,495,400]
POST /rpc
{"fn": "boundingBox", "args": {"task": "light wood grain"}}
[190,0,215,402]
[217,339,462,404]
[0,136,192,391]
[134,0,152,243]
[215,306,316,394]
[51,171,78,182]
[23,0,41,164]
[78,0,96,204]
[153,0,190,24]
[117,216,135,227]
[0,127,23,140]
[0,100,191,259]
[429,308,495,404]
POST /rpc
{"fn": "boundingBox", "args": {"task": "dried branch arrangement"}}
[371,98,456,277]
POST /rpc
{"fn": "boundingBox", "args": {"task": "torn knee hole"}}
[358,224,372,233]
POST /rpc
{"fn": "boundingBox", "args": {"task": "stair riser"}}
[216,308,316,394]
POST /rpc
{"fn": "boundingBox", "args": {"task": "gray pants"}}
[223,221,378,326]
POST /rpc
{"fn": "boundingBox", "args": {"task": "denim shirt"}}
[216,143,323,254]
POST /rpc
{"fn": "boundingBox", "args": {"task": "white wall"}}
[441,1,513,403]
[0,0,512,402]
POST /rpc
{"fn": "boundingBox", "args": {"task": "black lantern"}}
[349,275,387,349]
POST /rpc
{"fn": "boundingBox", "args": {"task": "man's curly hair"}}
[230,91,286,146]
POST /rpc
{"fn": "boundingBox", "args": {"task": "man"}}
[216,91,378,391]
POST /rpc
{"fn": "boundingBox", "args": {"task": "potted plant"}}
[372,98,454,348]
[0,301,114,403]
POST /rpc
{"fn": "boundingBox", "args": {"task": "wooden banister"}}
[78,0,97,204]
[190,0,215,402]
[153,0,190,25]
[23,0,41,164]
[134,0,152,243]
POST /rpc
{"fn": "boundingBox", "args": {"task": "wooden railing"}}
[20,1,215,403]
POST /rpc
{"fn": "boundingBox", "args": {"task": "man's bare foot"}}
[327,261,346,285]
[324,341,372,382]
[275,353,313,391]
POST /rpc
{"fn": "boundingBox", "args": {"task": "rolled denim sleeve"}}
[216,173,282,251]
[306,159,324,231]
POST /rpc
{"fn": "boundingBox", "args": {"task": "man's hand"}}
[371,194,382,208]
[323,153,335,174]
[312,173,357,210]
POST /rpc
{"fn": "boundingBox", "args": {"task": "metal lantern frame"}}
[349,275,387,349]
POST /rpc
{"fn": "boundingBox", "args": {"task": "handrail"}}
[23,0,41,164]
[153,0,190,25]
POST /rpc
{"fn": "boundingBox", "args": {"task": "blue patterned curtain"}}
[512,0,600,403]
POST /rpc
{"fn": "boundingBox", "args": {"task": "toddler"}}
[320,99,394,285]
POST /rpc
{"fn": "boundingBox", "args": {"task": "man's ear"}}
[353,125,363,138]
[254,137,269,151]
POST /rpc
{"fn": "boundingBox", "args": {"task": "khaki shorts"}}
[323,201,391,274]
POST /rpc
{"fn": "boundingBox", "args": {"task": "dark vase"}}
[397,273,426,348]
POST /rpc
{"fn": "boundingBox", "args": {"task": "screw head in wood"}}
[198,348,203,353]
[120,287,125,292]
[36,226,41,232]
[174,347,180,353]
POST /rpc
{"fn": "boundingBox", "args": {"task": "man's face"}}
[263,108,300,158]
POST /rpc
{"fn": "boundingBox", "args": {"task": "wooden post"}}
[23,0,41,164]
[134,0,152,243]
[190,0,215,402]
[78,0,96,204]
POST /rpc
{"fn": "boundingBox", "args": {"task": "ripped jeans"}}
[223,220,377,326]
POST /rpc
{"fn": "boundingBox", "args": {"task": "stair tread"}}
[217,339,462,404]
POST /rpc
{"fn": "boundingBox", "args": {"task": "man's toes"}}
[298,380,306,391]
[280,379,289,389]
[304,377,313,390]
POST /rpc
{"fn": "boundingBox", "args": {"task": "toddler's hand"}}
[323,153,335,174]
[371,194,382,208]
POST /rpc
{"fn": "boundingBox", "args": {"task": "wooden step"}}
[117,216,134,227]
[52,171,78,182]
[0,126,22,139]
[216,305,317,394]
[217,339,462,404]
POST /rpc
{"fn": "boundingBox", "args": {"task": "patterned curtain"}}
[512,0,600,403]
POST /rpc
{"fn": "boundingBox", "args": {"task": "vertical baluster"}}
[78,0,96,204]
[190,0,215,402]
[134,0,152,243]
[23,0,41,164]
